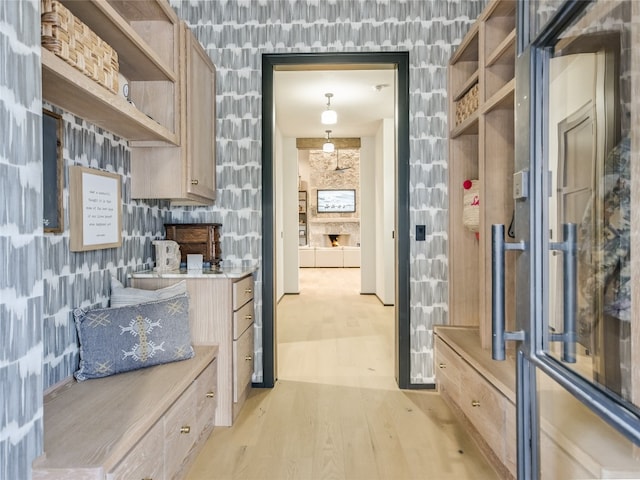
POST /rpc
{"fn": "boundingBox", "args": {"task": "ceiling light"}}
[323,130,335,153]
[321,93,337,125]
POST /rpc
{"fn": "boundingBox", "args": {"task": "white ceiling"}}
[274,68,396,139]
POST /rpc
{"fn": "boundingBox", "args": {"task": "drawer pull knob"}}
[245,315,253,320]
[206,391,215,398]
[438,363,446,369]
[471,400,480,407]
[245,355,253,361]
[191,179,199,185]
[244,288,252,294]
[180,426,191,434]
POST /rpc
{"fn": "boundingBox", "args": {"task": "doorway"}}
[261,52,410,388]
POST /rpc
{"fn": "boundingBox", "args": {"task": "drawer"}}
[195,359,218,440]
[164,382,197,479]
[233,275,254,310]
[233,325,254,403]
[233,300,254,340]
[107,420,164,480]
[459,367,506,463]
[434,337,463,402]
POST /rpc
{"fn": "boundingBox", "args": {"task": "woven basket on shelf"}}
[455,83,479,126]
[41,0,119,94]
[462,179,480,233]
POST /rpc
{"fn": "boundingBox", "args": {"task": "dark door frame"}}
[259,51,411,388]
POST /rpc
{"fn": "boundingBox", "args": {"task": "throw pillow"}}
[73,294,194,381]
[110,276,186,308]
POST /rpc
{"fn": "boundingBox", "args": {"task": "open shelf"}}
[60,0,177,82]
[42,49,178,143]
[486,29,516,68]
[42,0,179,143]
[482,78,515,114]
[450,111,480,138]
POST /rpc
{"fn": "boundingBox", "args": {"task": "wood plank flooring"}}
[185,268,498,480]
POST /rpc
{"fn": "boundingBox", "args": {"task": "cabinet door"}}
[184,24,216,200]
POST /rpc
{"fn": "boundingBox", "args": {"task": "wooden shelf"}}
[450,111,480,138]
[482,78,515,114]
[42,49,179,144]
[60,0,177,82]
[453,70,480,102]
[450,23,479,64]
[486,29,516,68]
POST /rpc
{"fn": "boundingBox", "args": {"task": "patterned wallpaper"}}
[41,105,172,389]
[1,2,44,478]
[169,0,486,384]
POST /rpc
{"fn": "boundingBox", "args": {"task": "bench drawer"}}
[435,336,464,402]
[459,366,507,463]
[107,420,164,480]
[164,382,197,478]
[196,359,218,440]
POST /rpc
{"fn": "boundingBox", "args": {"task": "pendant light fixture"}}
[322,130,335,153]
[321,93,337,125]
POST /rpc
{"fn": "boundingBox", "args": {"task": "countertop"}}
[130,266,256,279]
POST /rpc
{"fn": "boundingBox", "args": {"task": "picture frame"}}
[43,109,64,233]
[69,166,122,251]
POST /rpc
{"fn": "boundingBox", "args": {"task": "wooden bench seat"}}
[33,345,218,480]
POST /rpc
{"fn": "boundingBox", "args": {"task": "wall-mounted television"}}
[317,189,356,213]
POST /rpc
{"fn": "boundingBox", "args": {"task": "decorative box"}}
[164,223,222,266]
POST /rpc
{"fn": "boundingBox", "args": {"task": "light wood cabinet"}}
[447,0,516,348]
[33,346,218,480]
[42,0,180,144]
[435,327,516,478]
[132,273,255,426]
[131,22,217,205]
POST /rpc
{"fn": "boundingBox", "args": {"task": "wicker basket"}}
[462,179,480,233]
[455,83,479,126]
[41,0,119,94]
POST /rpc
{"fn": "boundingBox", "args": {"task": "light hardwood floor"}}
[185,268,498,480]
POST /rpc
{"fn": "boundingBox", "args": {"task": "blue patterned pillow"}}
[73,294,194,381]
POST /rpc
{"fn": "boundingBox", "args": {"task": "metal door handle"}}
[491,224,526,361]
[549,223,577,363]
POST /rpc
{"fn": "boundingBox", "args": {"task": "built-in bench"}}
[32,345,218,480]
[299,246,360,268]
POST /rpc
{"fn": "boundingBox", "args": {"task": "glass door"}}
[499,1,640,477]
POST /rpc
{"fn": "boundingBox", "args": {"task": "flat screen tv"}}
[316,189,356,213]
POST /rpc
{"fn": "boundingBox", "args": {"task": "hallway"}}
[185,268,498,479]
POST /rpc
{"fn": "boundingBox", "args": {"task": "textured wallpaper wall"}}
[169,0,486,383]
[41,105,172,389]
[1,2,44,478]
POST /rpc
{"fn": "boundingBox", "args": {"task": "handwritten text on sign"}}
[82,172,119,245]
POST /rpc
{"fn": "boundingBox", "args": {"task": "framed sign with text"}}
[69,166,122,251]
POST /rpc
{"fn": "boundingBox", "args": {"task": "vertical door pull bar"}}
[492,224,526,361]
[549,223,577,363]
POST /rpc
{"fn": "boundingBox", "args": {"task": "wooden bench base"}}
[33,345,218,480]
